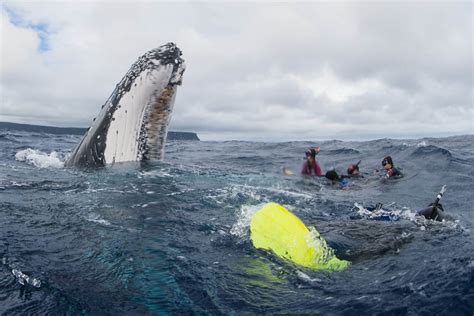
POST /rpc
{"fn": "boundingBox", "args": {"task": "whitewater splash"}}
[352,202,408,222]
[2,257,41,288]
[417,141,428,147]
[15,148,64,168]
[352,202,467,232]
[230,203,265,240]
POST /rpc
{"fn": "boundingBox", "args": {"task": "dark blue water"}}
[1,129,473,315]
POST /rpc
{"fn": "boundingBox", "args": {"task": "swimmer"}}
[381,156,402,179]
[325,170,350,189]
[301,147,322,176]
[417,185,447,221]
[346,160,362,178]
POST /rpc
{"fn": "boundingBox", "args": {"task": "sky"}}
[0,1,472,141]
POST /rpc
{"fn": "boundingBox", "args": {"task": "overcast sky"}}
[0,1,472,141]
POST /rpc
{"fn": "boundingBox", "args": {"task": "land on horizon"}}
[0,121,200,141]
[1,121,471,143]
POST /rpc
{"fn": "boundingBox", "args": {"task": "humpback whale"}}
[65,43,185,167]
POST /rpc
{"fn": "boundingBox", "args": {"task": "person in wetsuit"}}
[301,147,322,176]
[417,204,445,221]
[416,185,447,221]
[381,156,402,179]
[325,170,350,189]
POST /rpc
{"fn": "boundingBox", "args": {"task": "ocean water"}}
[0,129,473,314]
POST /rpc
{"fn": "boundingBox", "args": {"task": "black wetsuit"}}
[417,204,445,221]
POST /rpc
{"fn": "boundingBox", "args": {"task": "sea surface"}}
[0,129,473,315]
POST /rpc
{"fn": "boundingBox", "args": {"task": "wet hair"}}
[382,156,394,167]
[305,148,317,159]
[347,164,359,174]
[325,170,340,181]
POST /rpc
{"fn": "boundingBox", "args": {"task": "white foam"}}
[295,270,322,283]
[140,169,173,178]
[1,257,42,288]
[306,226,336,263]
[416,141,427,147]
[353,202,410,221]
[261,186,315,199]
[86,213,112,226]
[230,203,265,240]
[15,148,64,168]
[12,269,42,288]
[207,183,313,205]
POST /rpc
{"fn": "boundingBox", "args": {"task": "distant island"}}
[0,122,200,141]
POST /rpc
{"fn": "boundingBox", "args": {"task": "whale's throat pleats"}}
[141,85,177,160]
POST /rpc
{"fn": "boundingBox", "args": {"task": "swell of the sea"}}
[0,130,473,314]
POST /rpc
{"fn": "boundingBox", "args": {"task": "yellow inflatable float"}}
[250,202,350,272]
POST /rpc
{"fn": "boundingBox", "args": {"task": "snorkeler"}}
[381,156,402,179]
[416,185,447,221]
[325,170,350,189]
[346,160,362,177]
[301,147,322,176]
[367,185,447,222]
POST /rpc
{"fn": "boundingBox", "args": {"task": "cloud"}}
[0,1,472,140]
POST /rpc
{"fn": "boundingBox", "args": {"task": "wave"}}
[0,180,86,192]
[327,148,360,155]
[381,144,410,152]
[0,132,20,143]
[410,145,453,159]
[15,148,65,168]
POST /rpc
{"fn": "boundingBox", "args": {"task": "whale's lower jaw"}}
[65,43,185,167]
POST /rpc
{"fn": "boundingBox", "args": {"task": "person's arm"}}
[416,185,446,220]
[432,185,447,210]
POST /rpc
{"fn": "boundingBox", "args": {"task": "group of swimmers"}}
[301,146,401,184]
[299,146,445,221]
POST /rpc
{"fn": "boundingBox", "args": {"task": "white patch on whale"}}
[103,66,173,164]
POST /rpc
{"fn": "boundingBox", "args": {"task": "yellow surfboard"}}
[250,203,350,272]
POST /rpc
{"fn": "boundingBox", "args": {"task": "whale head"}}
[65,43,185,167]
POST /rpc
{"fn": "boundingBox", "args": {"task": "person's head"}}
[382,156,393,170]
[305,148,317,161]
[325,170,340,181]
[347,164,360,175]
